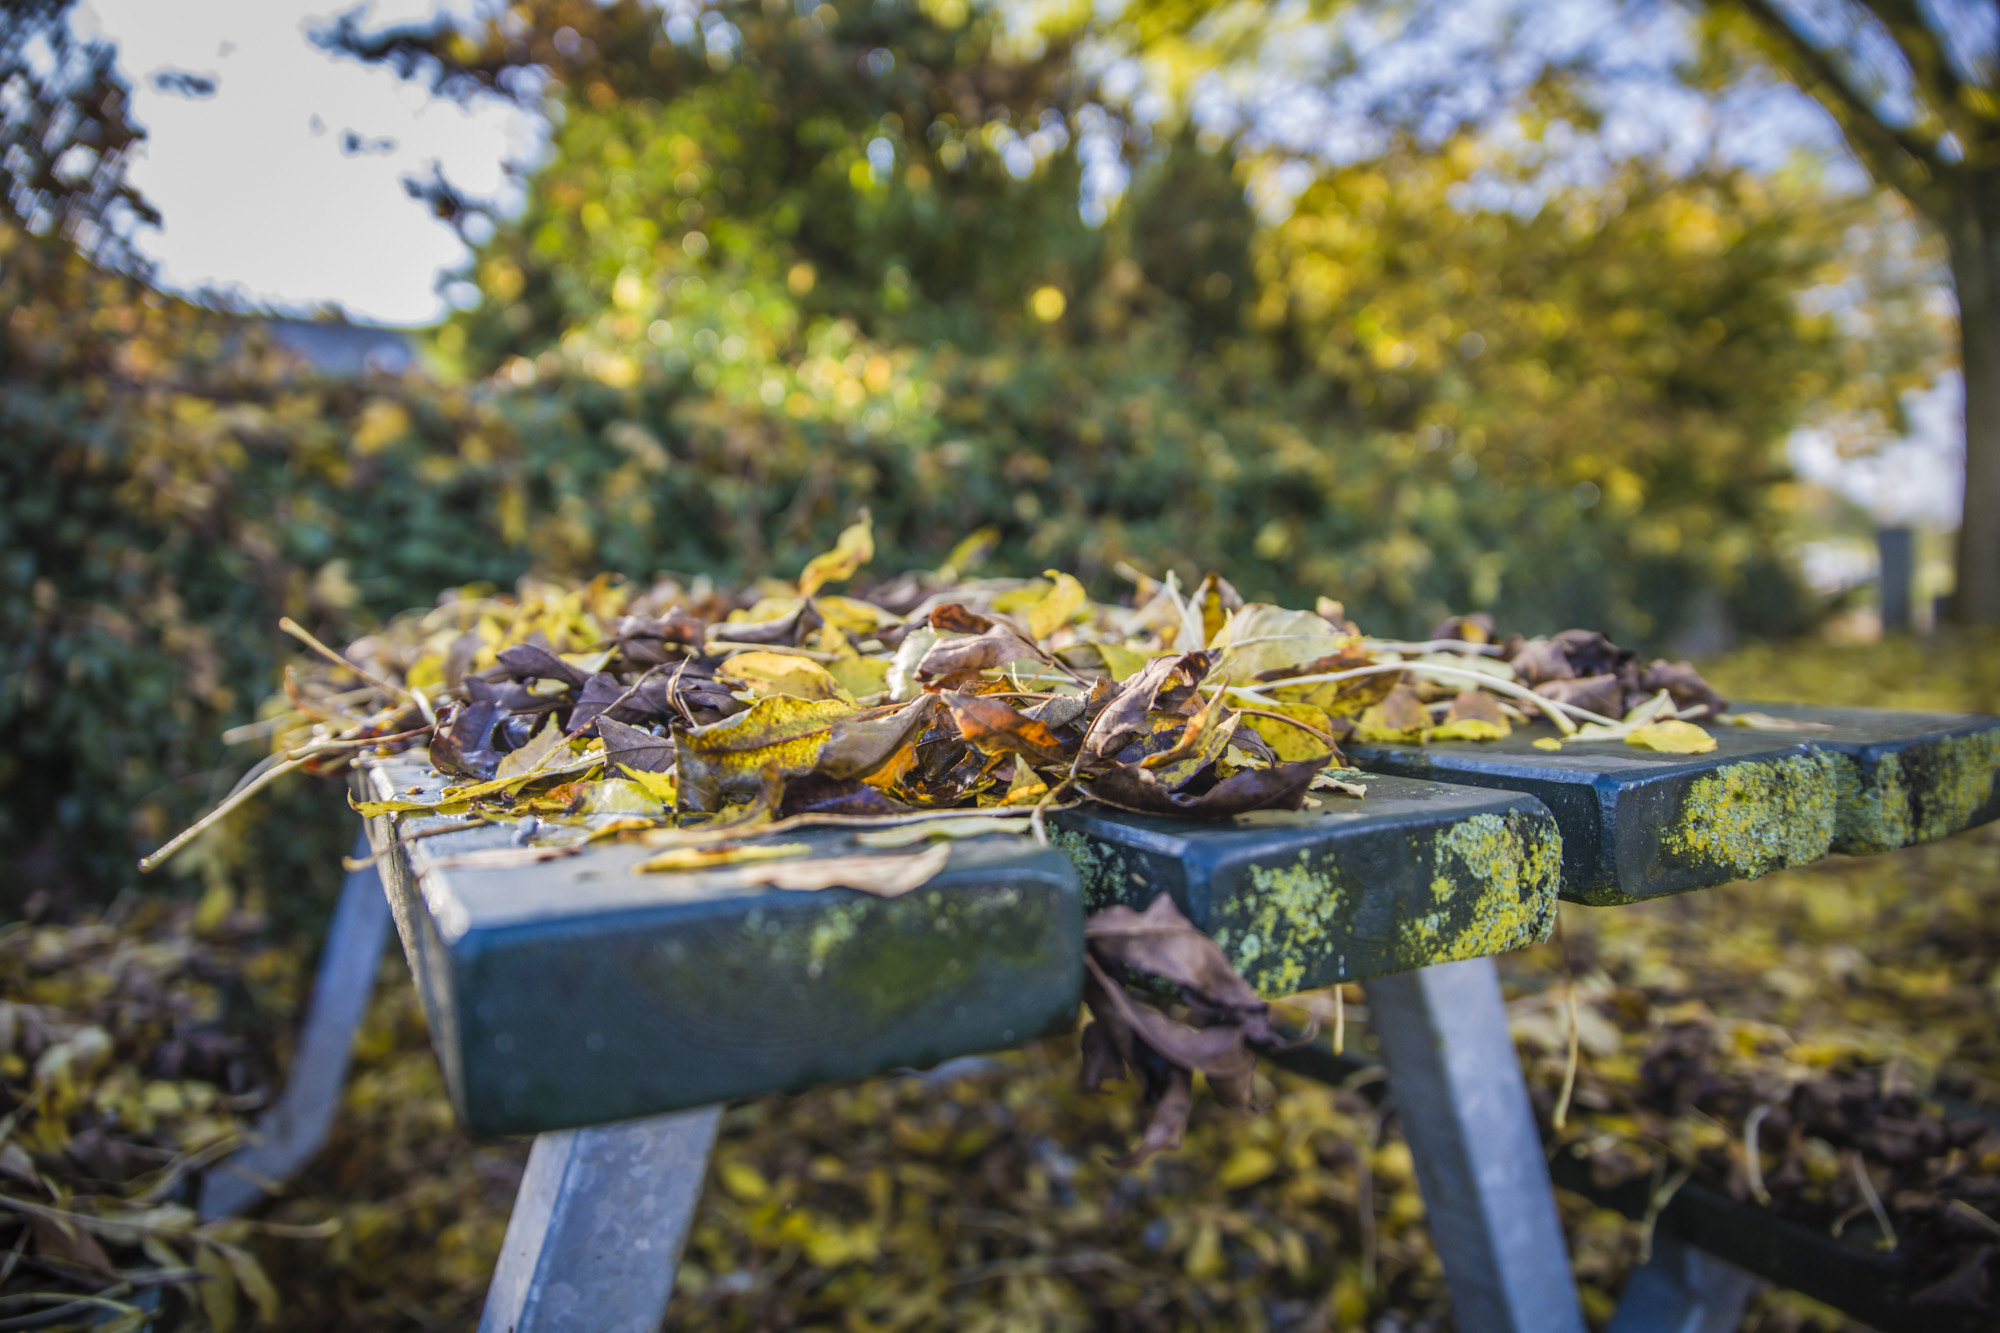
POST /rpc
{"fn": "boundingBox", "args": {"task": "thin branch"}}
[1852,0,1981,145]
[1729,0,1955,201]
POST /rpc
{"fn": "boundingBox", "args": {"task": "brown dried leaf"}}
[428,700,505,778]
[943,691,1069,763]
[913,626,1041,684]
[597,717,674,774]
[1085,653,1210,761]
[494,643,589,689]
[1640,658,1728,718]
[1082,754,1325,819]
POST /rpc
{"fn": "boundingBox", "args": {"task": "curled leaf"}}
[738,842,952,897]
[943,691,1068,763]
[1082,754,1325,819]
[855,816,1033,846]
[797,511,873,597]
[598,717,674,773]
[719,650,852,702]
[1026,571,1087,641]
[1626,720,1718,754]
[635,841,813,874]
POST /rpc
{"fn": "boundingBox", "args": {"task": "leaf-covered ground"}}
[5,630,1998,1330]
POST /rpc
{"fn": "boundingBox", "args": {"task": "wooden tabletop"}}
[358,703,2000,1136]
[1345,704,2000,904]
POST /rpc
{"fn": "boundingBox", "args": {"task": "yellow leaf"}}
[937,525,999,578]
[797,512,873,597]
[194,882,233,935]
[726,596,805,627]
[811,595,895,636]
[1428,717,1508,742]
[719,650,853,702]
[1093,641,1152,682]
[1027,571,1087,640]
[676,696,935,812]
[1533,737,1565,752]
[718,1160,772,1202]
[1354,685,1431,742]
[1211,603,1349,682]
[350,795,473,817]
[826,654,891,699]
[1626,720,1716,754]
[855,816,1033,846]
[1243,703,1334,762]
[194,1243,238,1333]
[496,718,568,780]
[738,843,952,898]
[1218,1145,1278,1190]
[635,841,812,874]
[218,1242,281,1326]
[1184,1219,1224,1280]
[617,765,679,804]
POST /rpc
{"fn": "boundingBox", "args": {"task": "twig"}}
[1333,984,1345,1056]
[568,666,661,739]
[1226,660,1610,734]
[1554,984,1581,1131]
[138,756,311,872]
[1744,1103,1774,1205]
[1636,1166,1691,1264]
[279,616,410,702]
[1949,1198,2000,1239]
[1361,638,1505,656]
[342,819,491,870]
[1552,913,1581,1130]
[651,803,1063,853]
[1232,706,1342,751]
[1848,1152,1898,1250]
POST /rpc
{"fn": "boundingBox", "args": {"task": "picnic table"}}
[199,700,2000,1333]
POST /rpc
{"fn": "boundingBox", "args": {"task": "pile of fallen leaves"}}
[140,514,1735,1160]
[154,514,1736,881]
[0,892,326,1330]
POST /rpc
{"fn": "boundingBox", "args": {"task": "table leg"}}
[479,1106,722,1333]
[1368,956,1587,1333]
[1605,1234,1762,1333]
[199,834,393,1219]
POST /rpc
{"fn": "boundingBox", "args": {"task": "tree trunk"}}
[1945,188,2000,624]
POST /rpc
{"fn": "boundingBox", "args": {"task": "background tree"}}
[1704,1,2000,622]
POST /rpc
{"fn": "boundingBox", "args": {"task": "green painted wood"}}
[355,761,1083,1138]
[1730,702,2000,855]
[1049,775,1561,997]
[1344,729,1841,905]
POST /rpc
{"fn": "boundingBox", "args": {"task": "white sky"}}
[75,0,538,325]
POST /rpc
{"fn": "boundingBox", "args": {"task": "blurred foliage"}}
[0,0,1950,905]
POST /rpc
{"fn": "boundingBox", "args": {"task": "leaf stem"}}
[278,617,411,704]
[138,756,311,872]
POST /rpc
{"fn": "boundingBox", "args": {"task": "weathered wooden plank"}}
[1728,702,2000,855]
[1049,775,1561,995]
[1343,731,1840,905]
[357,761,1082,1137]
